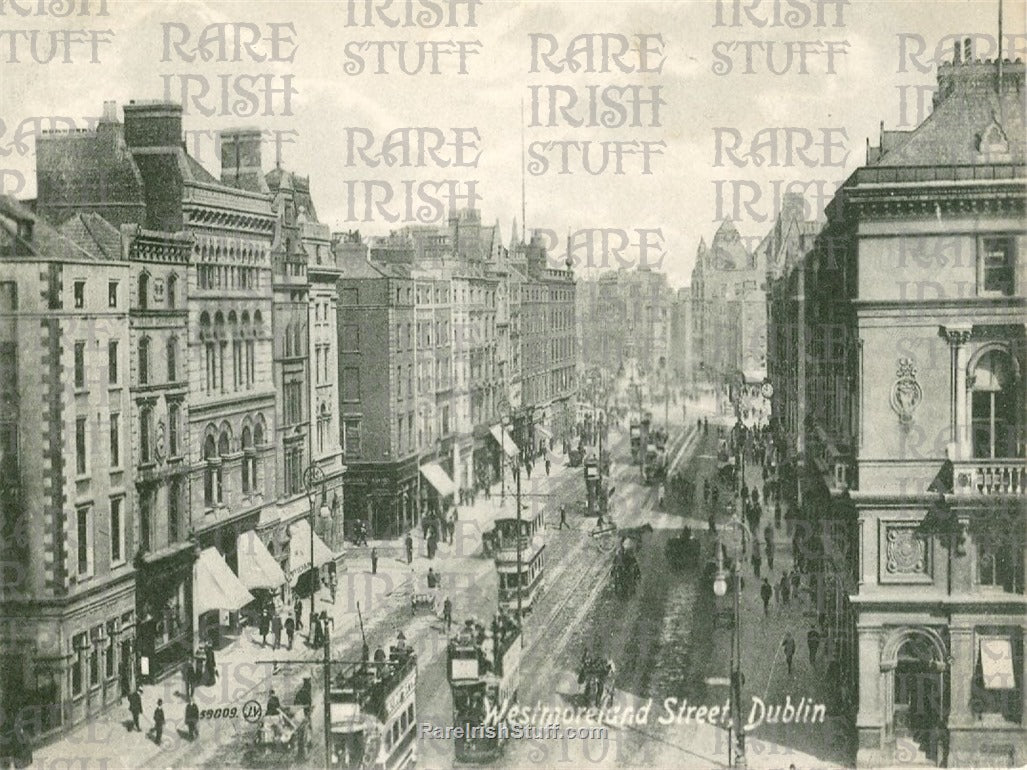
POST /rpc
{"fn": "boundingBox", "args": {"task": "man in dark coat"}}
[271,613,283,650]
[782,633,797,676]
[285,615,296,650]
[808,627,821,665]
[204,643,217,686]
[405,533,414,564]
[258,607,270,647]
[371,547,379,574]
[185,700,199,740]
[293,598,303,631]
[128,687,143,731]
[760,578,773,615]
[152,699,165,745]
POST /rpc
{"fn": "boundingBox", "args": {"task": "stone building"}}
[784,48,1026,768]
[0,196,135,742]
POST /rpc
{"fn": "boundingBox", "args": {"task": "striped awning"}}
[489,425,519,459]
[420,462,456,497]
[289,519,335,580]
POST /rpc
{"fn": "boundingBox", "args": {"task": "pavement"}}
[32,445,581,768]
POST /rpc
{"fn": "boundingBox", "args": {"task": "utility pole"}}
[322,624,331,770]
[515,460,523,628]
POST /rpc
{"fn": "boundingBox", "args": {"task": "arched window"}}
[167,273,178,308]
[241,426,253,493]
[284,322,293,357]
[138,272,149,310]
[203,434,220,506]
[139,337,150,384]
[971,349,1019,459]
[166,338,178,382]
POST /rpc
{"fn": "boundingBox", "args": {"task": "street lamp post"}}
[713,515,750,769]
[303,464,327,640]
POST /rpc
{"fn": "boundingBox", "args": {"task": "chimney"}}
[219,128,268,193]
[122,101,182,149]
[964,37,972,62]
[953,41,962,64]
[122,101,184,231]
[100,100,118,124]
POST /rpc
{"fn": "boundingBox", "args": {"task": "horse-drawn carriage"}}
[611,549,641,596]
[577,655,615,709]
[666,527,702,569]
[249,706,312,764]
[411,570,441,614]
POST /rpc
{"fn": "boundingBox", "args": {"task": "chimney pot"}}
[953,41,961,64]
[964,37,972,61]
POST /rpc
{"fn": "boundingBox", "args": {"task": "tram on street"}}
[328,635,418,770]
[491,507,546,614]
[447,614,522,763]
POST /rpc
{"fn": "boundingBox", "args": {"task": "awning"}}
[979,636,1015,689]
[236,530,287,591]
[536,426,553,440]
[289,518,335,580]
[194,547,254,616]
[420,462,456,497]
[489,425,519,459]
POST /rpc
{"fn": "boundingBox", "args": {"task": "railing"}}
[855,163,1026,185]
[953,460,1027,496]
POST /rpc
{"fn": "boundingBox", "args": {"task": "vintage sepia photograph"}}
[0,0,1024,768]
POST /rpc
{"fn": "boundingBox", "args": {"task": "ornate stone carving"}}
[944,326,972,347]
[889,358,923,426]
[886,526,928,574]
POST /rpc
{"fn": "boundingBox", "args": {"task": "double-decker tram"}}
[447,614,522,763]
[328,635,418,770]
[492,508,546,614]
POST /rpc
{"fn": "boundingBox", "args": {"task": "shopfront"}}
[192,546,253,651]
[135,542,194,684]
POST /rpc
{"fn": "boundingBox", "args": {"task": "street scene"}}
[1,1,1025,769]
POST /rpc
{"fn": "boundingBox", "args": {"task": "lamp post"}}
[713,514,751,769]
[498,393,510,503]
[303,464,326,640]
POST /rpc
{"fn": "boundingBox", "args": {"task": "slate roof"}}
[58,212,123,261]
[0,195,107,262]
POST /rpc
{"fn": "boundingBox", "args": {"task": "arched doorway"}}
[884,628,949,765]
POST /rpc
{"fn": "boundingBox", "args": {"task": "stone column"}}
[856,624,884,764]
[944,325,973,460]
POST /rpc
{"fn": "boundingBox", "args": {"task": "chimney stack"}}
[964,37,972,62]
[953,41,962,64]
[122,101,182,149]
[219,128,268,193]
[122,101,184,231]
[100,100,118,124]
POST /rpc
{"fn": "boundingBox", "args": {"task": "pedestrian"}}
[760,578,773,615]
[258,606,270,647]
[779,574,790,605]
[559,505,567,530]
[545,457,551,476]
[185,699,199,740]
[708,511,716,534]
[285,615,296,649]
[766,541,775,572]
[271,612,283,650]
[790,569,801,599]
[782,632,796,675]
[204,643,218,686]
[427,530,437,559]
[152,699,165,745]
[703,479,710,504]
[371,547,378,574]
[443,596,452,634]
[752,549,762,578]
[405,532,414,564]
[311,613,323,648]
[775,503,782,528]
[128,687,143,732]
[294,598,303,631]
[266,689,281,717]
[321,611,332,646]
[808,626,821,665]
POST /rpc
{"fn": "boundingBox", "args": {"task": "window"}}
[341,287,358,305]
[241,427,254,493]
[166,338,178,382]
[138,338,150,385]
[75,416,88,475]
[139,407,152,463]
[168,403,180,456]
[109,413,120,468]
[343,324,359,352]
[978,537,1023,593]
[110,497,123,564]
[204,435,222,507]
[284,445,304,495]
[246,340,256,387]
[72,632,86,696]
[76,505,91,576]
[205,342,217,392]
[167,274,177,308]
[971,350,1018,459]
[73,280,85,309]
[233,341,242,390]
[139,488,152,551]
[108,340,118,384]
[285,380,303,425]
[342,368,361,402]
[137,273,148,309]
[74,342,86,389]
[397,366,403,399]
[105,620,116,680]
[108,281,118,308]
[168,479,181,543]
[344,419,361,458]
[980,236,1015,295]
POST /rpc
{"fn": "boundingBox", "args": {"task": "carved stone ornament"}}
[886,527,927,574]
[889,358,922,426]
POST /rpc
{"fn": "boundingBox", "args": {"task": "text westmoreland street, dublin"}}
[476,695,827,731]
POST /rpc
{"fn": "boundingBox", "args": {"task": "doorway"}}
[893,637,946,764]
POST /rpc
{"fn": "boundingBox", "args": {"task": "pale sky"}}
[1,0,1023,288]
